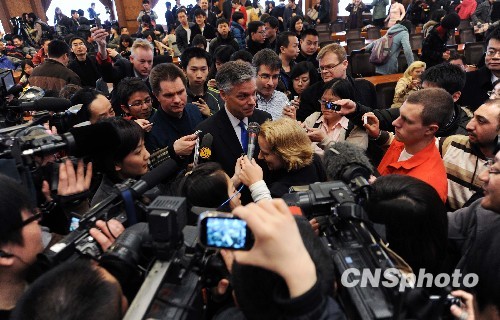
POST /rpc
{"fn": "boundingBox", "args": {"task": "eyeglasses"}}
[317,60,345,74]
[17,210,42,230]
[485,158,500,175]
[257,30,266,35]
[258,74,280,81]
[127,97,152,108]
[486,49,500,57]
[71,42,86,47]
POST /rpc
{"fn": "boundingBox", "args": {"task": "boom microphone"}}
[22,122,121,157]
[131,158,180,196]
[9,97,72,112]
[247,122,260,160]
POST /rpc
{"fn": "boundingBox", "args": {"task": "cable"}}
[217,184,244,210]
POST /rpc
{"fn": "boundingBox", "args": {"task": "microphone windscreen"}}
[28,98,72,112]
[323,141,374,181]
[68,122,121,157]
[199,133,213,161]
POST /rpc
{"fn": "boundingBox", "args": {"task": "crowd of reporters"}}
[2,1,500,319]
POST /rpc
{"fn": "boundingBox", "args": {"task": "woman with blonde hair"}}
[391,61,426,108]
[238,117,326,198]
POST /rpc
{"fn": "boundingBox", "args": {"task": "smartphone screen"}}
[199,213,253,250]
[69,217,80,232]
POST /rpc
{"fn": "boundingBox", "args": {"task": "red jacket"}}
[32,48,47,66]
[378,138,448,203]
[455,0,477,20]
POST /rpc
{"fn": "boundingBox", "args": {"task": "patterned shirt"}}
[256,90,289,120]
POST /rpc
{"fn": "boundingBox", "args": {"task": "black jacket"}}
[190,23,217,42]
[209,33,240,56]
[246,38,269,56]
[297,76,377,121]
[421,25,451,68]
[457,66,492,112]
[68,55,101,87]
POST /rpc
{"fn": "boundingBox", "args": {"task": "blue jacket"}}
[365,24,414,75]
[231,21,246,50]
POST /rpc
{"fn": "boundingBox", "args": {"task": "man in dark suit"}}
[458,27,500,111]
[200,0,218,26]
[195,61,272,202]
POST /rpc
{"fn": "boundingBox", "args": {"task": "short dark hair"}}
[48,39,70,59]
[230,49,253,63]
[71,88,102,123]
[0,175,35,246]
[368,174,448,275]
[322,78,356,101]
[301,28,319,39]
[486,25,500,45]
[11,260,123,320]
[194,8,206,17]
[177,8,187,16]
[12,35,23,42]
[275,31,296,54]
[232,11,244,22]
[248,21,265,35]
[69,36,86,46]
[216,17,229,27]
[116,77,151,106]
[180,46,211,69]
[149,63,187,95]
[166,1,171,7]
[71,9,78,15]
[143,0,150,4]
[448,52,466,64]
[93,118,144,182]
[252,48,281,72]
[177,162,233,215]
[263,16,279,29]
[421,63,466,94]
[214,45,236,64]
[406,88,455,127]
[192,34,208,49]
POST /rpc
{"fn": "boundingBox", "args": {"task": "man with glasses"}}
[459,26,500,111]
[246,21,268,55]
[195,61,272,203]
[115,77,154,132]
[30,40,81,94]
[253,49,290,120]
[68,37,101,88]
[297,43,377,121]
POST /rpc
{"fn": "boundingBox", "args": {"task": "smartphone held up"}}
[198,212,254,250]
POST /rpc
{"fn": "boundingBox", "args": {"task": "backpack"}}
[369,31,401,65]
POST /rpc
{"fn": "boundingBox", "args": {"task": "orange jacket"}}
[378,138,448,203]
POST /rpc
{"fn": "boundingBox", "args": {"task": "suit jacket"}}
[195,109,272,177]
[195,108,272,204]
[176,23,195,53]
[97,56,135,87]
[458,66,492,112]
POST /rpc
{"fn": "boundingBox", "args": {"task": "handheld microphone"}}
[9,97,72,112]
[247,122,260,160]
[198,133,213,164]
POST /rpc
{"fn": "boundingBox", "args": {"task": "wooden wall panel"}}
[115,0,148,33]
[1,0,47,33]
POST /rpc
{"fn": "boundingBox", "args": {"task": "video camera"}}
[284,179,461,320]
